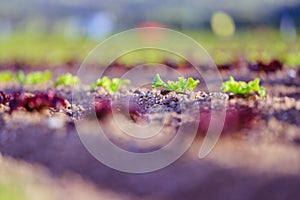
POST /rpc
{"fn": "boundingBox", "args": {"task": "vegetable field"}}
[0,29,300,200]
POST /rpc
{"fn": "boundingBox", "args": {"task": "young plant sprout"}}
[152,74,199,93]
[8,91,66,113]
[17,70,52,85]
[0,71,14,83]
[221,76,266,97]
[17,70,25,84]
[54,73,80,87]
[91,76,130,92]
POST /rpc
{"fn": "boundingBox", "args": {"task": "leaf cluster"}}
[152,74,199,92]
[8,91,66,113]
[221,76,266,97]
[0,71,14,83]
[91,76,130,92]
[54,73,80,87]
[17,70,52,85]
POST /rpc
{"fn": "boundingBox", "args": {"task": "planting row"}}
[0,73,266,115]
[0,70,129,91]
[0,71,266,96]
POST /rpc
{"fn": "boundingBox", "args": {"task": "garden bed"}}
[0,63,299,199]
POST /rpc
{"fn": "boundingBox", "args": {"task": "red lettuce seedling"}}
[9,91,66,113]
[94,97,112,119]
[128,98,149,124]
[0,91,8,104]
[8,92,26,113]
[25,91,66,112]
[249,60,282,73]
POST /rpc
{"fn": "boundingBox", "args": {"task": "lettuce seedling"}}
[17,70,52,85]
[17,70,25,84]
[221,76,266,97]
[26,70,52,84]
[152,74,167,88]
[54,73,80,87]
[0,71,14,82]
[91,76,130,92]
[152,74,199,92]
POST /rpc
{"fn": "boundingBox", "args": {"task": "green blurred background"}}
[1,0,300,66]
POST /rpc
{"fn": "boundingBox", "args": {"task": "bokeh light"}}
[211,11,235,37]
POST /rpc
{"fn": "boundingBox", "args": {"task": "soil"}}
[0,65,299,200]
